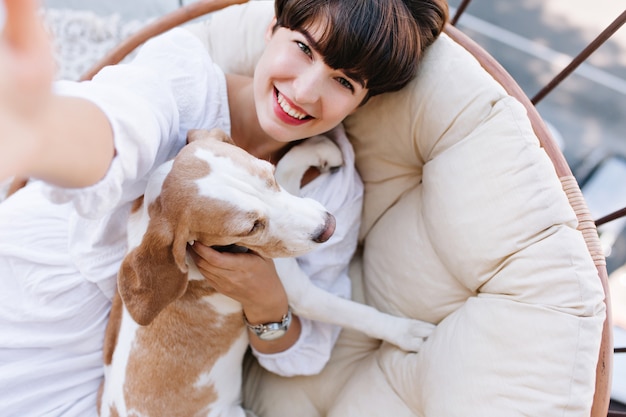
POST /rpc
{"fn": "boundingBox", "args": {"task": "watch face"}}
[247,309,291,341]
[258,328,287,341]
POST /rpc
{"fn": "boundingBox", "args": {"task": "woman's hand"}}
[189,242,289,324]
[189,242,302,353]
[0,0,55,181]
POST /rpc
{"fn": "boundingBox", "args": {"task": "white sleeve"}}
[43,28,230,219]
[251,125,364,376]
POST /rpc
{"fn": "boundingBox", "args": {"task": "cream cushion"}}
[186,2,606,416]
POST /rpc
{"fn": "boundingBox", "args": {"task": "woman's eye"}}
[296,41,312,57]
[337,77,354,92]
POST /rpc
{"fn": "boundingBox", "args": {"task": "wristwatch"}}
[244,308,292,341]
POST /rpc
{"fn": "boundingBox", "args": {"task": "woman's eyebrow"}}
[298,28,320,52]
[297,28,366,88]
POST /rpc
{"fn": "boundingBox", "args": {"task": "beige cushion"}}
[187,2,606,416]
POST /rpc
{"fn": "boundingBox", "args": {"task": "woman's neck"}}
[225,73,288,163]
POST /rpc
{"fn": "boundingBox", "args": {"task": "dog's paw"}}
[387,317,436,353]
[291,134,343,173]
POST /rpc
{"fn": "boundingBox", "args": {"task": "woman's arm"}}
[15,96,114,188]
[189,244,303,355]
[0,0,114,187]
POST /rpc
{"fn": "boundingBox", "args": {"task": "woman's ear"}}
[265,17,278,42]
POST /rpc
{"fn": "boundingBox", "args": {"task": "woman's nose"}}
[293,65,323,104]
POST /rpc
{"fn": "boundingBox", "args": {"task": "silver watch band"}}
[244,308,292,341]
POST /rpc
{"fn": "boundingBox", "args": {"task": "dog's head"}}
[119,129,336,325]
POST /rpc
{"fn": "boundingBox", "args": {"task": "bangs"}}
[275,0,420,95]
[274,0,448,97]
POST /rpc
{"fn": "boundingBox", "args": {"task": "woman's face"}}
[253,20,368,143]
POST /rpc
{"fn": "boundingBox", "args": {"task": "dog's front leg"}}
[274,258,435,352]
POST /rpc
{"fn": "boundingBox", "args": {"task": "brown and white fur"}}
[98,129,434,417]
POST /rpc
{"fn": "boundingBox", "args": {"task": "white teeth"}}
[277,92,307,120]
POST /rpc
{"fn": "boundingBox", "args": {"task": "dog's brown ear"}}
[118,204,190,326]
[187,128,235,145]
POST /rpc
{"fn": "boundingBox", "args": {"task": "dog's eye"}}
[250,219,265,234]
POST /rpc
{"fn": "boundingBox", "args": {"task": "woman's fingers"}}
[190,243,238,272]
[190,243,278,292]
[0,0,55,181]
[3,0,44,49]
[2,0,54,93]
[189,243,289,323]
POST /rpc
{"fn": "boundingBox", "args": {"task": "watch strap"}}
[244,308,292,340]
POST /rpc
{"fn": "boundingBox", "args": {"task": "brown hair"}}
[274,0,449,100]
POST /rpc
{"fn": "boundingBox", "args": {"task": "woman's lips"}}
[273,88,312,126]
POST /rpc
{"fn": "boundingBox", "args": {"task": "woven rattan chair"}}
[7,1,624,415]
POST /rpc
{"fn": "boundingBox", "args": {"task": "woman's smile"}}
[253,24,367,142]
[273,88,312,125]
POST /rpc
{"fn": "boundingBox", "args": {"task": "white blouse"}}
[0,28,362,416]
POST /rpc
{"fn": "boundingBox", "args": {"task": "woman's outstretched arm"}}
[0,0,114,188]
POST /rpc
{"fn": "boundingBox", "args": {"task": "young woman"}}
[0,0,448,415]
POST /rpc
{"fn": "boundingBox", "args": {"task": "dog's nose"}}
[313,212,336,243]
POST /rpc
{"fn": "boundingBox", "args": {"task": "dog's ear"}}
[187,128,235,145]
[118,201,190,326]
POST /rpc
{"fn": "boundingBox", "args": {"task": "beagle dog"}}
[98,129,434,417]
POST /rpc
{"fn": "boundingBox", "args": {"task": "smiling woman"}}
[2,1,623,417]
[180,3,611,417]
[0,1,451,416]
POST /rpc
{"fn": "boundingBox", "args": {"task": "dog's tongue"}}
[211,244,250,253]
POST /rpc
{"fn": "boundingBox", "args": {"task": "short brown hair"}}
[274,0,449,99]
